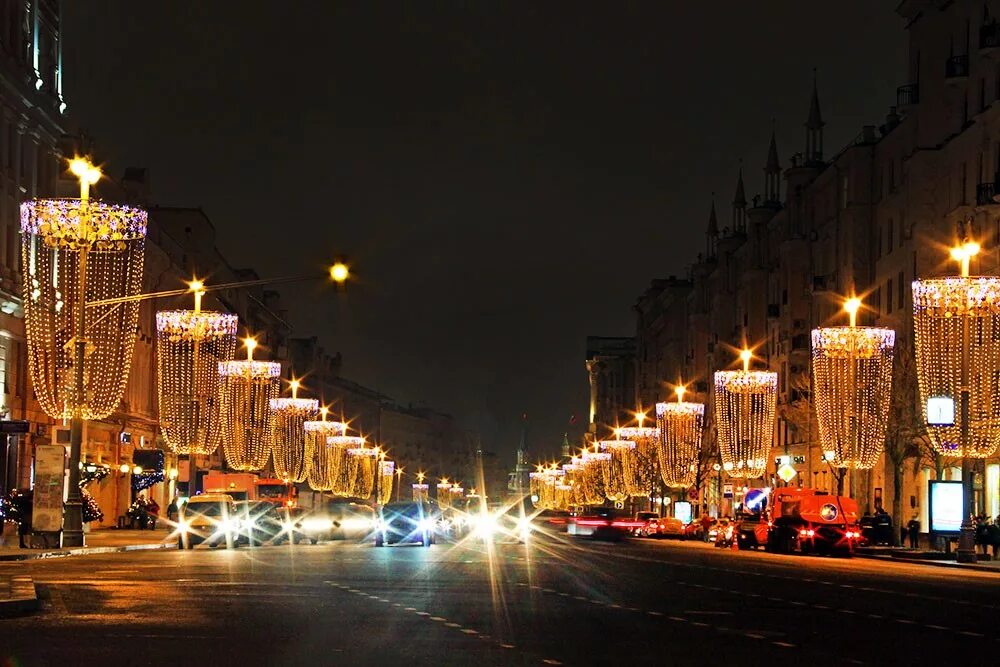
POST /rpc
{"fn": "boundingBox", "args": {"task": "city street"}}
[2,530,998,666]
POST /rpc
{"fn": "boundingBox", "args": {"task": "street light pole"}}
[955,241,977,563]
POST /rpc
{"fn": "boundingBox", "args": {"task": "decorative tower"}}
[706,196,719,259]
[805,74,824,165]
[732,166,747,233]
[764,128,781,206]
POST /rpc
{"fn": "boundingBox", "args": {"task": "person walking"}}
[699,511,713,542]
[166,497,179,523]
[906,514,920,549]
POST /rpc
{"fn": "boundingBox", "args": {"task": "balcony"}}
[896,83,919,108]
[945,55,969,82]
[976,180,1000,206]
[981,21,1000,53]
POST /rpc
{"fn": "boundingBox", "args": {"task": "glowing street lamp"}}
[656,384,705,488]
[713,348,777,479]
[811,296,895,473]
[21,158,148,546]
[912,237,1000,562]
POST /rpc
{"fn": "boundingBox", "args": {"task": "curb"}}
[0,541,176,562]
[854,551,1000,574]
[0,575,39,615]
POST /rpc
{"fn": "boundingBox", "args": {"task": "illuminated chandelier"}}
[270,380,319,482]
[577,448,609,505]
[714,349,777,479]
[412,479,429,502]
[656,385,704,487]
[156,283,238,455]
[305,408,348,491]
[598,439,638,503]
[812,298,895,469]
[437,480,454,507]
[330,435,366,496]
[218,337,281,471]
[343,442,377,498]
[378,459,395,505]
[617,423,658,497]
[21,196,148,420]
[913,242,1000,458]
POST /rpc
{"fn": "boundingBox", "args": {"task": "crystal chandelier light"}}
[812,298,895,469]
[412,472,429,502]
[656,385,704,487]
[330,435,366,496]
[617,422,659,497]
[378,459,395,505]
[219,337,281,471]
[714,349,777,479]
[578,447,610,505]
[156,283,238,455]
[913,271,1000,458]
[598,439,638,503]
[343,443,377,498]
[21,197,148,420]
[270,380,319,482]
[304,408,348,491]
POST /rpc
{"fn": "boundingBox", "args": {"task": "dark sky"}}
[63,2,906,462]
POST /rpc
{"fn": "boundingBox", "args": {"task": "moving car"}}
[326,501,376,541]
[633,511,659,537]
[178,493,240,549]
[277,507,335,544]
[234,500,286,546]
[375,501,440,547]
[567,507,645,541]
[643,515,688,539]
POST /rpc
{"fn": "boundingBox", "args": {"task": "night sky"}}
[63,2,905,462]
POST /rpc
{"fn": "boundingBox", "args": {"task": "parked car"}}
[178,493,239,549]
[633,511,659,536]
[644,516,688,539]
[375,501,441,547]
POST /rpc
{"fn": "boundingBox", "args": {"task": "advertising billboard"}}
[928,480,964,534]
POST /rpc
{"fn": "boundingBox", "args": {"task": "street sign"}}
[723,484,734,498]
[0,420,29,434]
[927,396,955,426]
[32,444,65,533]
[777,463,797,483]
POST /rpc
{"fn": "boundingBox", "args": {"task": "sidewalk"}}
[855,545,1000,573]
[0,527,176,562]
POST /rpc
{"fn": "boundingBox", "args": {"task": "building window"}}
[887,218,894,253]
[981,77,987,112]
[887,279,894,314]
[898,271,905,308]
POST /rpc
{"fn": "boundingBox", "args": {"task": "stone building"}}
[612,0,1000,528]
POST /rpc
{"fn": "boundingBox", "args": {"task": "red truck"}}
[736,487,861,556]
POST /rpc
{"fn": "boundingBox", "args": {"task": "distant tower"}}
[561,432,571,459]
[706,196,719,258]
[764,127,781,205]
[508,417,532,496]
[732,166,747,233]
[805,73,824,165]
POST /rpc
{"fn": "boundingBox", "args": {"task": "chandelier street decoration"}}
[305,407,348,491]
[342,442,377,499]
[329,435,366,496]
[656,385,705,487]
[156,282,238,455]
[598,439,638,503]
[378,459,395,505]
[913,243,1000,458]
[812,298,895,469]
[714,349,777,479]
[617,421,659,498]
[22,181,148,421]
[437,480,454,508]
[219,337,281,471]
[577,447,609,505]
[412,471,429,502]
[270,380,320,482]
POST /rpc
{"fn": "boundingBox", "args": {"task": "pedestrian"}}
[906,514,920,549]
[167,497,178,523]
[988,519,1000,561]
[145,497,160,529]
[699,511,713,542]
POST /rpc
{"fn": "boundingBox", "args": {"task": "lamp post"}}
[21,159,148,547]
[912,238,1000,563]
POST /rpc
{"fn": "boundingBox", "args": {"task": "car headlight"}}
[417,518,436,532]
[301,518,334,532]
[178,520,189,533]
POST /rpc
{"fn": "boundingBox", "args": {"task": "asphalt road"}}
[2,529,999,666]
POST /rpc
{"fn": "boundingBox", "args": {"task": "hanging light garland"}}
[344,443,377,499]
[412,472,429,502]
[617,422,658,498]
[21,196,148,420]
[270,380,319,482]
[156,283,238,455]
[304,408,348,491]
[656,385,705,487]
[329,435,366,496]
[714,349,777,479]
[812,298,895,469]
[218,337,281,471]
[913,245,1000,458]
[598,440,638,503]
[578,447,610,505]
[378,459,395,505]
[437,480,454,508]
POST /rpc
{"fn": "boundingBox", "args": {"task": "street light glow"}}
[330,262,349,283]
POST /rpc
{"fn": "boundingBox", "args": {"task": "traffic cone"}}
[731,532,739,551]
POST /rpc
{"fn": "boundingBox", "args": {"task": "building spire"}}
[732,164,747,232]
[764,124,781,205]
[805,69,825,164]
[706,194,719,258]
